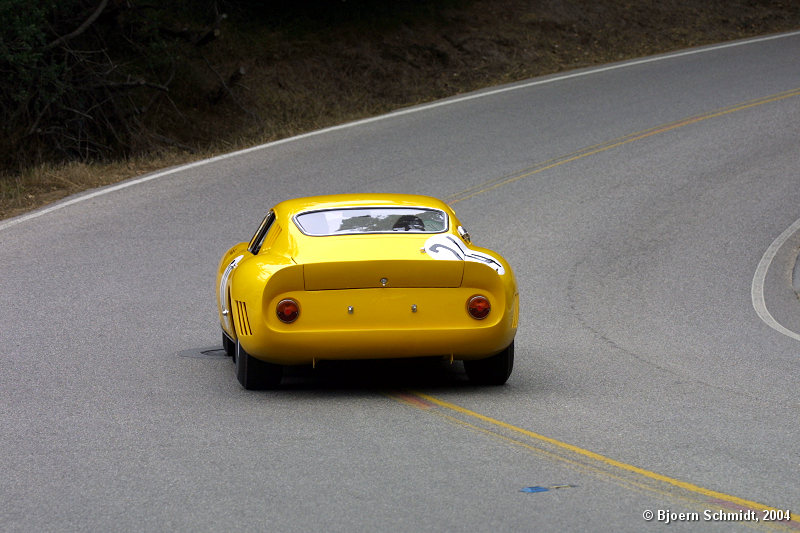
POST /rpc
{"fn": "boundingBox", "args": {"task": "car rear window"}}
[294,207,448,236]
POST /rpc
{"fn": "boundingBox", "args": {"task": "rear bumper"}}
[241,325,515,365]
[235,287,517,365]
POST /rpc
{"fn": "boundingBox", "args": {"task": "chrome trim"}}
[457,225,471,243]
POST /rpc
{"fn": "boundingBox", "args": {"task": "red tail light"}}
[467,295,490,320]
[276,299,300,323]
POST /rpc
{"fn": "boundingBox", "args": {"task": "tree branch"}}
[97,78,170,92]
[203,57,260,121]
[45,0,109,51]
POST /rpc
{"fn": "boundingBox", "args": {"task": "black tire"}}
[464,341,514,385]
[222,332,235,359]
[235,340,283,390]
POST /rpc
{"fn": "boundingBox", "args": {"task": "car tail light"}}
[276,299,300,323]
[467,295,490,320]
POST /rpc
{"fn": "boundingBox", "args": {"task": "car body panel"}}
[216,194,518,366]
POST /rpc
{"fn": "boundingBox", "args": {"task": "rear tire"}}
[464,341,514,385]
[236,340,283,390]
[222,332,235,359]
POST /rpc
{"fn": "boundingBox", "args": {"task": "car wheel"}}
[235,340,283,390]
[464,341,514,386]
[222,332,235,359]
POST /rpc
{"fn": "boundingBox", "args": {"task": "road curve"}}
[2,32,800,532]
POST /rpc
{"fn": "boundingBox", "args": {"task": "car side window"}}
[247,211,275,255]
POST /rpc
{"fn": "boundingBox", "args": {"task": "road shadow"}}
[280,357,471,391]
[181,345,503,392]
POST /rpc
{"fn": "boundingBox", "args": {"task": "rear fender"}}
[462,259,518,334]
[228,261,304,341]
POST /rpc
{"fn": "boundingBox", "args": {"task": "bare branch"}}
[45,0,109,51]
[98,79,170,92]
[160,9,227,47]
[203,57,259,121]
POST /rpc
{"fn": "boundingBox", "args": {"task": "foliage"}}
[0,0,227,170]
[0,0,798,178]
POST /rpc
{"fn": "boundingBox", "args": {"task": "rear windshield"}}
[294,207,448,236]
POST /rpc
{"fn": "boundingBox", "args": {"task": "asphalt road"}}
[2,32,800,532]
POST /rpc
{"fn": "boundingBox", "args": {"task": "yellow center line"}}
[410,391,798,526]
[448,88,800,205]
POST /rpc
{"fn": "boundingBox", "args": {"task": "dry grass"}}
[2,0,799,220]
[0,151,211,219]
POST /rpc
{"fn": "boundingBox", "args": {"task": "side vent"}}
[235,300,252,336]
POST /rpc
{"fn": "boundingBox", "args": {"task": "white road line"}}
[2,30,800,233]
[751,217,800,342]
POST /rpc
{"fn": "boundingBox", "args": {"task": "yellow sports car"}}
[216,194,518,389]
